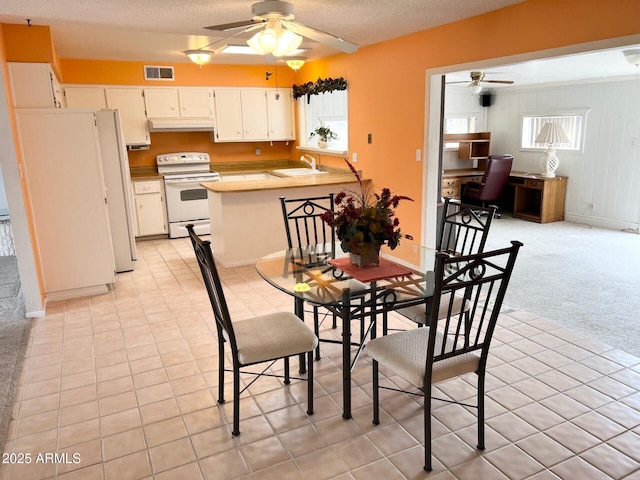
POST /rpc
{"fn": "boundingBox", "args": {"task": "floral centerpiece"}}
[321,160,413,267]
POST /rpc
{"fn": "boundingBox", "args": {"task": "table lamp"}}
[535,122,570,178]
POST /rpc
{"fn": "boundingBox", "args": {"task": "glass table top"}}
[255,242,437,307]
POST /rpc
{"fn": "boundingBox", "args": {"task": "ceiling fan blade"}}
[483,80,514,84]
[283,21,358,54]
[205,20,261,31]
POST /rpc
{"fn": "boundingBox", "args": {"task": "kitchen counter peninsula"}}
[201,168,364,267]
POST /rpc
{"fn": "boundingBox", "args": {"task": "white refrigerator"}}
[15,108,136,300]
[95,109,137,272]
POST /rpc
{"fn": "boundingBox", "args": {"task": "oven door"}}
[163,177,213,223]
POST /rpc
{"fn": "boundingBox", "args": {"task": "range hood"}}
[148,118,215,132]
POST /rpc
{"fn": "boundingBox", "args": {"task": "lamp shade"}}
[535,122,570,146]
[471,84,482,94]
[185,49,214,66]
[285,56,306,71]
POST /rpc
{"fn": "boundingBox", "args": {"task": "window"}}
[443,115,477,148]
[521,113,586,151]
[298,90,348,153]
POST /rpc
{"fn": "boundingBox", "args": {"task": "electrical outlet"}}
[352,152,358,163]
[586,202,595,210]
[416,149,421,161]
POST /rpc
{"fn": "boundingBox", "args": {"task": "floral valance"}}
[292,77,348,101]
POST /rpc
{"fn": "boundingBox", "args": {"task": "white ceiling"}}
[0,0,639,87]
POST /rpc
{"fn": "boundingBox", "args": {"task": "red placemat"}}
[328,257,412,283]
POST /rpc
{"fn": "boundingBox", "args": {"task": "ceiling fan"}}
[204,0,359,55]
[448,71,514,93]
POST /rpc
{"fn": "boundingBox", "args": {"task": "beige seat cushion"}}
[395,292,469,325]
[365,327,480,387]
[231,312,318,366]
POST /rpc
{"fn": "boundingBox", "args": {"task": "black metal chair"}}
[365,241,522,471]
[280,194,338,360]
[187,224,318,436]
[389,198,496,330]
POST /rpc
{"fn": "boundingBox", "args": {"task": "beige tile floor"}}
[1,237,640,480]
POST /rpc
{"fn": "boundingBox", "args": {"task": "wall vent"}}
[144,66,175,81]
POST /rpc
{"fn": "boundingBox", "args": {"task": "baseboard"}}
[45,285,110,302]
[25,310,45,318]
[565,213,639,232]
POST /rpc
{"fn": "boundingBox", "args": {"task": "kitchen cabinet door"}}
[133,180,167,236]
[213,89,244,141]
[65,86,106,109]
[241,89,269,141]
[179,88,213,118]
[144,88,180,118]
[8,62,64,108]
[267,88,294,140]
[105,88,150,145]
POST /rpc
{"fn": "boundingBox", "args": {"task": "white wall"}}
[486,79,640,231]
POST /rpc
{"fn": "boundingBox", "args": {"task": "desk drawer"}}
[461,176,484,185]
[442,178,460,188]
[524,179,544,190]
[441,186,460,198]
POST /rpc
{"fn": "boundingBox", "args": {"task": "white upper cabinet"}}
[240,89,269,141]
[213,88,292,142]
[145,87,213,118]
[178,88,214,118]
[267,89,294,141]
[64,86,107,109]
[213,89,245,141]
[144,88,179,118]
[105,88,150,145]
[8,62,64,108]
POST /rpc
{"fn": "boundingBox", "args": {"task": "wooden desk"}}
[509,172,567,223]
[442,169,568,223]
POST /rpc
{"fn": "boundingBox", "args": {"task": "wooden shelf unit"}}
[444,132,491,161]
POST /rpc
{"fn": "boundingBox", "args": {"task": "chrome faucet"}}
[300,154,317,171]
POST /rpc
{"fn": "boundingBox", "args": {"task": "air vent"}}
[144,65,175,81]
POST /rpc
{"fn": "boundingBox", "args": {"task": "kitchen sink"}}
[271,168,329,177]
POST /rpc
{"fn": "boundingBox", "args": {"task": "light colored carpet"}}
[484,215,640,357]
[0,256,30,451]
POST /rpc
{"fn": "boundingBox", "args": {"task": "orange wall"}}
[0,25,45,302]
[294,0,640,244]
[127,134,295,168]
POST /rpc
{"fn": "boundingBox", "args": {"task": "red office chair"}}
[462,154,513,217]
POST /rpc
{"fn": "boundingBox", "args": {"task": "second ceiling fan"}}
[448,71,514,93]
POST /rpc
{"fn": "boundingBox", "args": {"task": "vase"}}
[317,138,328,149]
[349,243,382,268]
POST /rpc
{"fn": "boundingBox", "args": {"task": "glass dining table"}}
[255,241,437,419]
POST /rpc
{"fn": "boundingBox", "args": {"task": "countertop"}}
[202,170,361,193]
[130,166,162,180]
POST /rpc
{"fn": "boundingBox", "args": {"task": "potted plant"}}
[309,126,338,149]
[321,160,413,267]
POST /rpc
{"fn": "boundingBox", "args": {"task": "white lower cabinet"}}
[133,180,167,236]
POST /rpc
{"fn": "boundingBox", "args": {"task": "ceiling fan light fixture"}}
[184,49,214,66]
[623,48,640,67]
[471,84,483,94]
[247,21,303,57]
[285,56,306,71]
[273,30,303,57]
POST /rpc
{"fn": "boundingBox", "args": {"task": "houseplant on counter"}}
[309,126,338,149]
[321,160,413,267]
